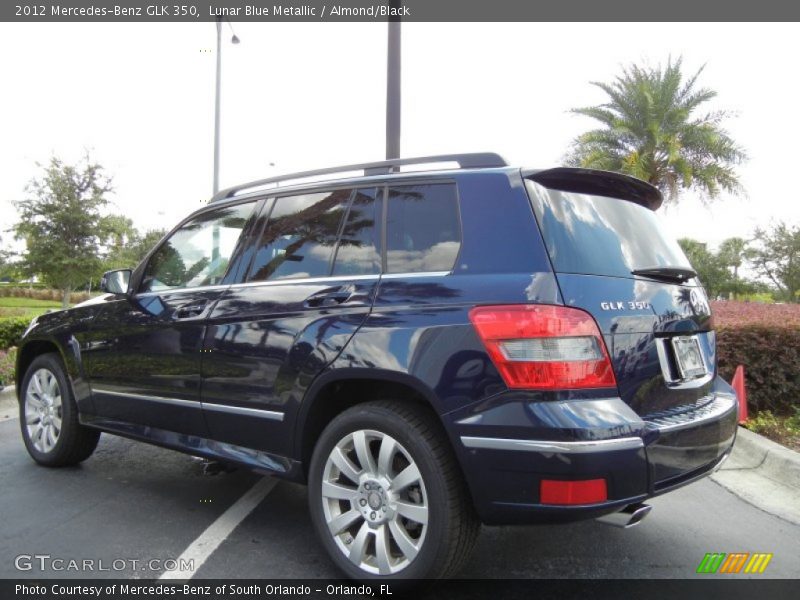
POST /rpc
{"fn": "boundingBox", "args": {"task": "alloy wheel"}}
[24,368,63,453]
[321,429,429,575]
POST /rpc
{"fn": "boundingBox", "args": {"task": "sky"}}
[1,21,799,253]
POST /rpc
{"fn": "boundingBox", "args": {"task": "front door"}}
[82,200,258,435]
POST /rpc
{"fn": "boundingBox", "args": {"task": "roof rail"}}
[209,152,507,204]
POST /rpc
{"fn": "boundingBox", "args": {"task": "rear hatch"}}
[523,169,715,418]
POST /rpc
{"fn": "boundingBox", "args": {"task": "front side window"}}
[248,189,352,282]
[385,183,461,273]
[140,202,255,293]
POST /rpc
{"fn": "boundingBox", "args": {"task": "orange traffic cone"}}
[731,365,747,424]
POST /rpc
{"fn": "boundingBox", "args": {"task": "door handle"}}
[174,301,209,319]
[304,290,353,308]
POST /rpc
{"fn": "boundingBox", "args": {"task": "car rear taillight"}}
[468,304,616,390]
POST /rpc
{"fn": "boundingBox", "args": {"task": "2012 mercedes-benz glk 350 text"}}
[17,153,738,580]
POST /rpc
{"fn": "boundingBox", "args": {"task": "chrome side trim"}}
[132,270,453,297]
[135,276,381,297]
[232,274,381,289]
[381,271,450,279]
[136,284,230,298]
[460,436,644,453]
[91,388,198,408]
[202,402,285,422]
[91,388,286,422]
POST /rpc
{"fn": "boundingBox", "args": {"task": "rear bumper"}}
[448,378,738,525]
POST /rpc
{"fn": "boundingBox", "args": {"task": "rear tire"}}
[308,400,479,581]
[19,353,100,467]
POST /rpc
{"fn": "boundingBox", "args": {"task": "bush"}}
[712,301,800,416]
[0,347,16,388]
[0,287,95,304]
[747,409,800,451]
[0,318,31,350]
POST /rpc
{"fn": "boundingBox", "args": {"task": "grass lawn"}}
[0,297,65,319]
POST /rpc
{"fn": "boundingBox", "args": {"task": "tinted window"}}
[386,184,461,273]
[332,187,381,276]
[526,180,692,278]
[141,202,255,292]
[248,189,351,281]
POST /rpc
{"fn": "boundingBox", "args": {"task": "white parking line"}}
[160,476,278,580]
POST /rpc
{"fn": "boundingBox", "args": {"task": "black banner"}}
[3,579,799,600]
[3,0,800,22]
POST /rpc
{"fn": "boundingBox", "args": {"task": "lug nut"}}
[359,499,367,506]
[370,511,376,519]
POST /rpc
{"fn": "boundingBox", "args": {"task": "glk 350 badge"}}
[600,301,652,311]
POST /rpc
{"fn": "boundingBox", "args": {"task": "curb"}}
[0,385,17,422]
[732,425,800,490]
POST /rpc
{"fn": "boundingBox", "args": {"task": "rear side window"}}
[332,187,381,276]
[385,183,461,273]
[248,189,351,281]
[525,180,691,278]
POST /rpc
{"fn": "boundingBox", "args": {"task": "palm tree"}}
[565,57,746,204]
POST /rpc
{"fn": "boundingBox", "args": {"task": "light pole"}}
[386,18,401,160]
[213,17,240,195]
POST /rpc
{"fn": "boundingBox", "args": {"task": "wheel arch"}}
[16,338,68,392]
[294,368,449,479]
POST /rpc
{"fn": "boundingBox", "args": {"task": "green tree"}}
[0,236,15,282]
[746,222,800,303]
[718,237,747,280]
[678,239,730,298]
[13,156,114,307]
[104,227,167,272]
[566,57,746,204]
[716,237,754,299]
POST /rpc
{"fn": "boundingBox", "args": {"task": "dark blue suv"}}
[16,153,738,580]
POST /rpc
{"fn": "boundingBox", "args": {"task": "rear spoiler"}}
[522,168,663,211]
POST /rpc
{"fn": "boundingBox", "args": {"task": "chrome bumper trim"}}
[460,435,644,453]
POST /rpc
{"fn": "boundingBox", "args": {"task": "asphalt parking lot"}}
[0,415,798,581]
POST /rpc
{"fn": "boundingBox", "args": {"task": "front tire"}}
[20,353,100,467]
[308,401,479,580]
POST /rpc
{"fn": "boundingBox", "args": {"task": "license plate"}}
[671,336,707,380]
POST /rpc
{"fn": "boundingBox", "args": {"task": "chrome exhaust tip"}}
[596,503,652,529]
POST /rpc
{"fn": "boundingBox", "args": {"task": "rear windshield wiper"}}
[631,266,697,284]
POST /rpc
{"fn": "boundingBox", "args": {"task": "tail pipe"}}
[596,502,652,529]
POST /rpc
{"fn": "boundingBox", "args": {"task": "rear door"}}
[524,174,715,419]
[200,187,382,458]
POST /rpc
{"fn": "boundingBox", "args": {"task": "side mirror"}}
[100,269,132,295]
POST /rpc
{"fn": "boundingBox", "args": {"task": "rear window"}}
[525,180,691,278]
[332,187,382,277]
